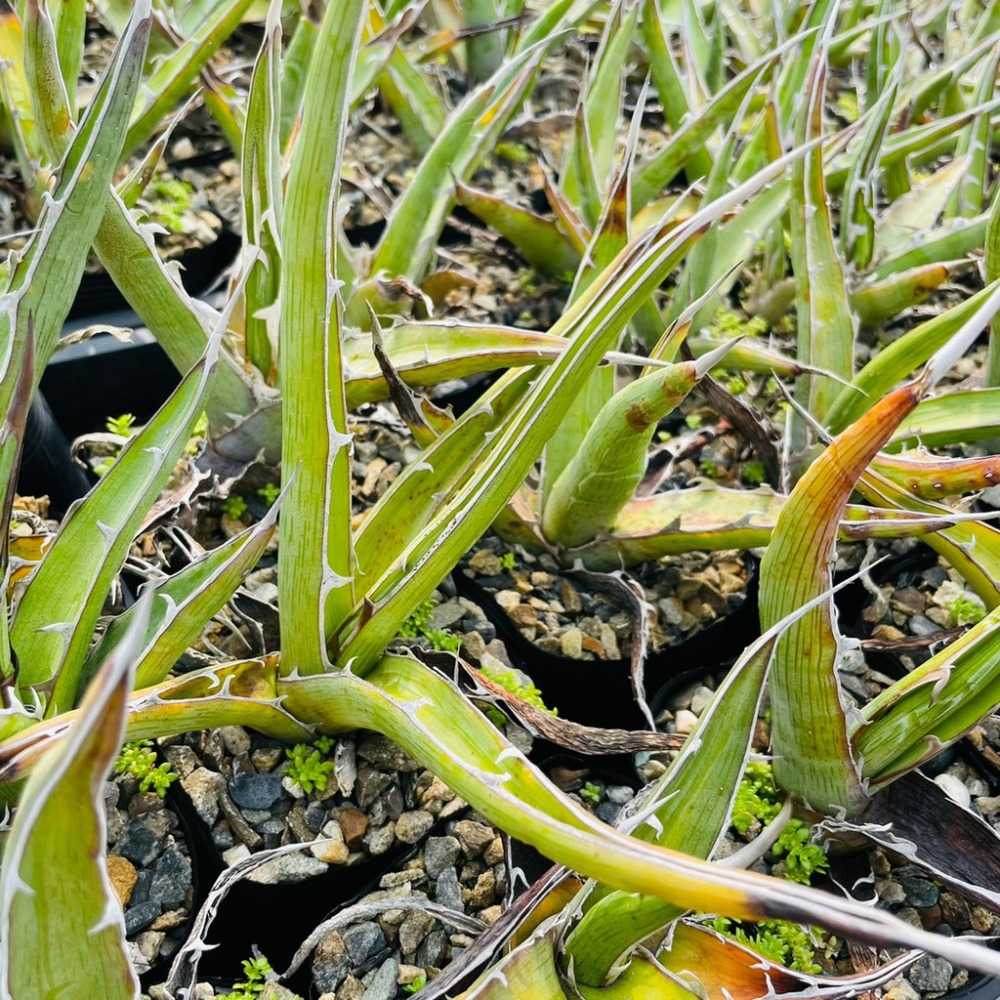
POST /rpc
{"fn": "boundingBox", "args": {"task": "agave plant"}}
[4,2,1000,999]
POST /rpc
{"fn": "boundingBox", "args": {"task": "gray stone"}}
[305,800,328,833]
[247,853,328,884]
[229,772,285,810]
[605,785,634,806]
[343,921,386,965]
[897,873,939,909]
[220,726,252,756]
[124,900,161,935]
[180,768,226,826]
[148,848,192,908]
[908,615,939,637]
[417,928,447,968]
[595,802,620,824]
[435,867,463,912]
[395,810,434,845]
[398,910,436,956]
[429,599,466,630]
[131,869,152,905]
[907,955,953,993]
[356,765,393,810]
[312,931,351,993]
[160,745,199,779]
[363,957,399,1000]
[424,836,460,879]
[116,819,165,866]
[363,823,395,856]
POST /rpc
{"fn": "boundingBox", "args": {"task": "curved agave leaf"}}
[891,388,1000,448]
[0,599,149,1000]
[850,262,958,330]
[542,348,728,549]
[82,497,280,691]
[871,449,1000,499]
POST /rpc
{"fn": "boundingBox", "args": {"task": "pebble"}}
[453,820,495,857]
[908,615,939,637]
[148,847,192,908]
[106,856,138,906]
[907,956,953,993]
[358,733,423,773]
[125,900,162,935]
[939,891,972,930]
[363,957,398,1000]
[229,772,285,810]
[364,823,396,856]
[116,819,165,866]
[337,806,369,849]
[674,709,698,735]
[689,686,715,715]
[884,979,921,1000]
[311,820,350,864]
[247,853,328,884]
[559,627,583,658]
[398,910,435,955]
[424,836,461,879]
[313,932,351,993]
[435,867,464,912]
[469,550,502,575]
[343,922,387,965]
[395,810,435,844]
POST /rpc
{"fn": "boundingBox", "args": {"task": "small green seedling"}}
[741,460,767,486]
[479,661,557,715]
[284,739,335,795]
[145,175,196,235]
[218,954,291,1000]
[105,413,136,437]
[499,551,517,571]
[771,819,830,885]
[257,482,280,506]
[400,597,461,652]
[403,972,428,993]
[947,593,987,626]
[579,781,602,807]
[730,760,783,837]
[113,740,178,798]
[709,916,823,974]
[221,495,249,519]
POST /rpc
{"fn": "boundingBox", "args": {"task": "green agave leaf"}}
[907,30,1000,123]
[945,43,999,219]
[985,176,1000,385]
[0,0,151,418]
[48,0,86,111]
[241,5,283,382]
[0,7,41,188]
[870,212,988,282]
[857,603,1000,785]
[278,0,365,672]
[825,279,1000,433]
[23,0,73,168]
[641,0,714,181]
[874,156,969,261]
[124,0,255,156]
[542,347,729,549]
[11,313,222,714]
[278,12,319,151]
[564,624,774,986]
[890,388,1000,448]
[366,2,445,155]
[82,498,280,691]
[790,49,854,422]
[456,930,568,999]
[454,182,582,281]
[871,450,1000,499]
[849,262,957,330]
[0,598,149,1000]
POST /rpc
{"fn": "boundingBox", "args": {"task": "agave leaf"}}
[907,30,1000,122]
[871,450,1000,499]
[760,382,932,815]
[82,500,280,691]
[278,12,319,150]
[278,0,365,671]
[789,49,855,422]
[871,212,988,281]
[640,0,714,181]
[11,335,221,713]
[124,0,255,156]
[644,922,918,1000]
[825,279,1000,433]
[542,348,729,549]
[840,78,897,268]
[945,43,999,219]
[0,0,150,417]
[369,5,574,288]
[454,182,582,280]
[26,2,276,462]
[0,7,41,185]
[22,0,73,168]
[986,179,1000,385]
[563,624,774,987]
[456,930,567,999]
[849,262,958,330]
[562,0,638,211]
[874,156,969,261]
[891,388,1000,448]
[365,2,445,154]
[241,6,283,382]
[857,604,1000,784]
[0,599,149,1000]
[45,0,86,115]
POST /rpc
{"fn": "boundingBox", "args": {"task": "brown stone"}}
[106,855,138,906]
[337,806,369,849]
[508,604,539,628]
